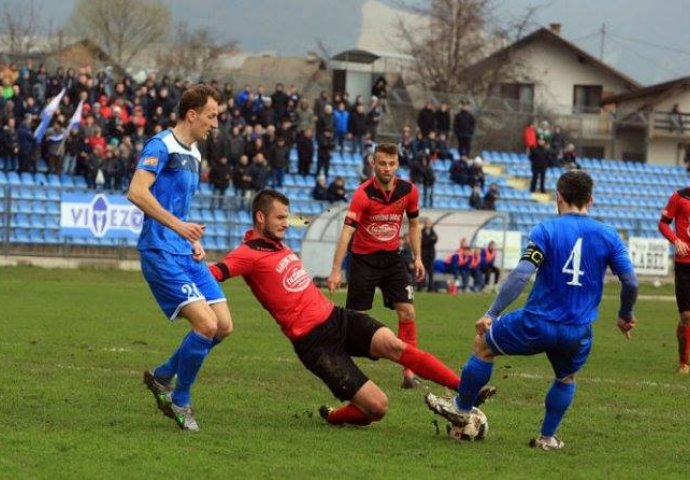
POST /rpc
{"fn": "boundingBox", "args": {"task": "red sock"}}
[327,403,372,426]
[399,346,460,390]
[397,320,418,347]
[398,321,418,378]
[678,324,690,365]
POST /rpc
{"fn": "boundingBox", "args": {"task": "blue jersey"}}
[136,129,201,254]
[524,213,633,326]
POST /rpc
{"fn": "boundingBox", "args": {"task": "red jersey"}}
[523,125,537,149]
[659,188,690,264]
[210,230,334,340]
[345,176,420,254]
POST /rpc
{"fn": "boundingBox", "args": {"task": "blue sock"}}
[154,331,192,383]
[541,380,576,437]
[155,334,224,382]
[171,331,213,407]
[456,355,494,411]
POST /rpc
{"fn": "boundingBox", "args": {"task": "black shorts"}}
[292,307,385,401]
[675,262,690,312]
[346,251,414,311]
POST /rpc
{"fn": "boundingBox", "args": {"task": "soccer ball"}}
[653,279,662,288]
[446,407,488,441]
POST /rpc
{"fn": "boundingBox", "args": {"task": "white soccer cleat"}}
[170,403,200,432]
[424,393,472,426]
[529,435,565,451]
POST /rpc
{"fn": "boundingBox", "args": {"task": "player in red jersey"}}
[659,188,690,373]
[327,143,425,388]
[209,190,493,426]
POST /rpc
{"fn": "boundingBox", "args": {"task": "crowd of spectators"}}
[0,60,392,210]
[1,59,510,215]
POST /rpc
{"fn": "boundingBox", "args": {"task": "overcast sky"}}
[15,0,690,85]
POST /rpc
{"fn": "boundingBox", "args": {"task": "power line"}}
[570,31,600,43]
[606,32,690,57]
[606,35,685,78]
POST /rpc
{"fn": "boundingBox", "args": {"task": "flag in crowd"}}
[68,99,84,132]
[33,88,66,143]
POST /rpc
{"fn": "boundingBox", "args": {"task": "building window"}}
[573,85,603,114]
[489,82,534,112]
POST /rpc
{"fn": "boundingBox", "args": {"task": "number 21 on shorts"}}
[562,238,584,286]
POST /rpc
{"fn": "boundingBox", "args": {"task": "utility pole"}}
[600,23,606,60]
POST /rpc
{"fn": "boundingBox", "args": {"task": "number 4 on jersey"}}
[562,238,584,286]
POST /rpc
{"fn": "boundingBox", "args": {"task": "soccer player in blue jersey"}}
[127,84,232,431]
[425,170,639,450]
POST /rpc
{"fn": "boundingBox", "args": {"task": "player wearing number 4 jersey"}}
[425,170,639,450]
[658,188,690,374]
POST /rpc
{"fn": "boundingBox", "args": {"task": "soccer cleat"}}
[529,436,565,451]
[401,374,423,389]
[319,405,334,421]
[475,385,497,407]
[170,403,200,432]
[143,370,174,417]
[424,392,472,426]
[677,364,689,374]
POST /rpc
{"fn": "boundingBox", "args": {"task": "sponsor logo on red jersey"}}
[365,222,400,242]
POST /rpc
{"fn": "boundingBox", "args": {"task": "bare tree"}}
[0,0,44,55]
[396,0,538,96]
[156,22,238,81]
[69,0,171,69]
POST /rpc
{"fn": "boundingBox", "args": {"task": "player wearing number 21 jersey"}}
[424,170,639,450]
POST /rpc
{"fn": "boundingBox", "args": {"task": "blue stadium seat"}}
[20,172,35,185]
[213,209,227,223]
[13,213,31,228]
[189,208,203,222]
[7,171,20,185]
[0,171,6,185]
[28,229,45,243]
[201,209,214,224]
[32,187,48,201]
[46,187,60,202]
[10,228,31,243]
[46,202,59,215]
[57,175,73,187]
[73,176,87,188]
[237,210,251,224]
[198,183,212,196]
[34,173,48,186]
[45,215,60,230]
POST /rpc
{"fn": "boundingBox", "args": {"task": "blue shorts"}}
[140,249,226,320]
[485,309,592,379]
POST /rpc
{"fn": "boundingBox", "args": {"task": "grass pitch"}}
[1,266,688,479]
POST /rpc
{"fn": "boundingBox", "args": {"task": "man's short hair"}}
[178,84,221,119]
[556,170,593,208]
[374,142,398,157]
[252,189,290,224]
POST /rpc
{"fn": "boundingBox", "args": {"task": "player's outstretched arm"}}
[485,259,536,320]
[617,269,639,340]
